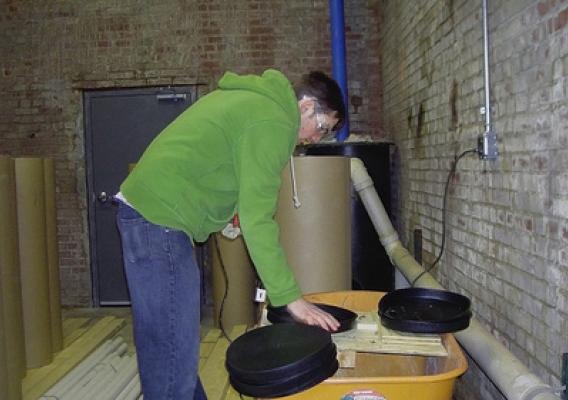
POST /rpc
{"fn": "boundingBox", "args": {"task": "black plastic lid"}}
[226,341,337,385]
[267,303,357,333]
[378,287,472,334]
[226,323,332,380]
[229,358,339,398]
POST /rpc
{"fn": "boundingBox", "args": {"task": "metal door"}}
[84,86,197,305]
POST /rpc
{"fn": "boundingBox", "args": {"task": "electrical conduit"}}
[350,157,559,400]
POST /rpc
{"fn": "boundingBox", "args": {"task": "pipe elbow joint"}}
[380,235,400,255]
[350,157,374,191]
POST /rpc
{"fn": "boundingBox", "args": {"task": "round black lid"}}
[229,358,339,398]
[378,287,472,334]
[226,323,333,380]
[267,303,357,333]
[226,341,337,385]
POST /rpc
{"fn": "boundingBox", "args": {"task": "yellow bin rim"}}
[304,290,468,384]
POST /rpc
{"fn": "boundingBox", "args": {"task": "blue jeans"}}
[116,202,207,400]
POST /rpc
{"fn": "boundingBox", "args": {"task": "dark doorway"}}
[84,86,198,305]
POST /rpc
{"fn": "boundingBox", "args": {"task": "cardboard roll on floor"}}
[276,156,351,295]
[226,323,338,398]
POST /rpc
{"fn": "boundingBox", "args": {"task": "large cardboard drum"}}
[276,156,351,294]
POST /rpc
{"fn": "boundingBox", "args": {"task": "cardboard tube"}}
[276,156,351,294]
[15,157,53,368]
[44,158,63,353]
[0,156,26,399]
[209,233,256,330]
[0,285,9,400]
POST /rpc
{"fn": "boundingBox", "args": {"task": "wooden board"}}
[225,385,253,400]
[358,311,442,343]
[200,325,247,400]
[201,328,222,343]
[62,317,89,338]
[332,312,447,357]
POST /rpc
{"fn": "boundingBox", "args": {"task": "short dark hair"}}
[295,71,346,131]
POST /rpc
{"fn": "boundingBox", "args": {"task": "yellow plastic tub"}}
[276,291,468,400]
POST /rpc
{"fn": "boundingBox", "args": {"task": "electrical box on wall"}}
[477,130,498,160]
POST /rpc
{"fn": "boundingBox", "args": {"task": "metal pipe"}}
[60,363,109,400]
[482,0,491,132]
[59,344,128,400]
[90,356,137,400]
[44,336,125,398]
[78,353,125,400]
[562,354,567,400]
[350,158,559,400]
[115,372,141,400]
[98,356,137,400]
[329,0,349,141]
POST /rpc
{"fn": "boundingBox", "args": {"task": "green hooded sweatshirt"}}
[121,69,302,306]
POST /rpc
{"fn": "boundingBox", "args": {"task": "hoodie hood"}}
[218,69,299,120]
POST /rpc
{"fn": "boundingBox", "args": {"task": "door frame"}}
[83,86,198,306]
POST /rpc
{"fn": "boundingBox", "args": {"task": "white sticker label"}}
[254,288,266,302]
[341,390,387,400]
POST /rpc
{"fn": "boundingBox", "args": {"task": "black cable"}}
[410,148,478,287]
[212,234,232,343]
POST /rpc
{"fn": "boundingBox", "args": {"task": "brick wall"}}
[344,0,384,134]
[381,0,568,397]
[0,1,383,306]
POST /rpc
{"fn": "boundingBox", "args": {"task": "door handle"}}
[97,191,109,203]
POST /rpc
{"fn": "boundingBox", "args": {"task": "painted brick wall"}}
[0,1,383,306]
[381,0,568,397]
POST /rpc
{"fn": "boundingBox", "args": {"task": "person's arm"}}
[235,123,339,331]
[235,122,300,306]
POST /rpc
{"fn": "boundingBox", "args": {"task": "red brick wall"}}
[0,1,383,306]
[381,0,568,395]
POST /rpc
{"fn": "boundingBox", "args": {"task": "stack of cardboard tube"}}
[0,156,64,400]
[40,336,141,400]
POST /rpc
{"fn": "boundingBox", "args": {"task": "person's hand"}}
[286,298,340,332]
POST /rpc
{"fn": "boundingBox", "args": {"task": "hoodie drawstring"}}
[290,156,301,208]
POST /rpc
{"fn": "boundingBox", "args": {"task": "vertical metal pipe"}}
[482,0,492,132]
[562,353,567,400]
[329,0,350,141]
